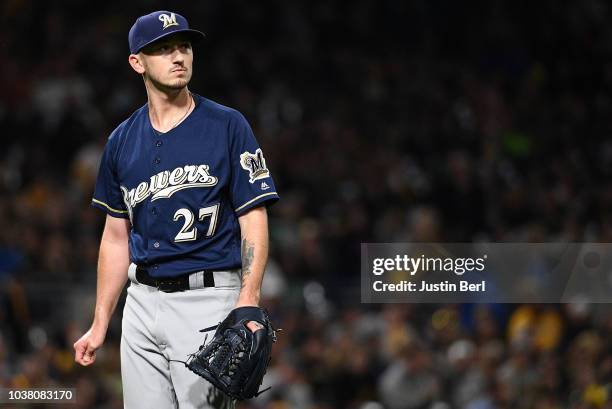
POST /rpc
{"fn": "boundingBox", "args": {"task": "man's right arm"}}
[74,214,130,366]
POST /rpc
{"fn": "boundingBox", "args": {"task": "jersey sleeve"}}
[91,134,130,219]
[229,112,279,216]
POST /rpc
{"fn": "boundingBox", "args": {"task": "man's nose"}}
[171,46,185,62]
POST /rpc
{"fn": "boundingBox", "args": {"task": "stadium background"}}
[1,0,612,408]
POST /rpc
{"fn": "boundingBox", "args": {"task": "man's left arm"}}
[236,205,269,308]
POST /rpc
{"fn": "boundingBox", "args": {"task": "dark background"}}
[0,1,611,408]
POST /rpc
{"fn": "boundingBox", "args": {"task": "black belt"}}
[135,266,216,292]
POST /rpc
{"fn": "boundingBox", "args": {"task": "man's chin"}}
[165,80,189,90]
[151,77,190,91]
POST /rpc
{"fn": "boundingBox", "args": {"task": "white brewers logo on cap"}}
[159,13,179,30]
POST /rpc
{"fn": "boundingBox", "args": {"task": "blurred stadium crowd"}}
[0,0,611,408]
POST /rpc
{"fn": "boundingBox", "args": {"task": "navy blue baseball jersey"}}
[91,94,279,277]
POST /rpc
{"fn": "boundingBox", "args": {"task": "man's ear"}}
[128,53,145,74]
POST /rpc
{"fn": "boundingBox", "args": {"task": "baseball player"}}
[73,10,279,409]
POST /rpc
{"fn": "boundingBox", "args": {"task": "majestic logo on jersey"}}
[158,13,179,30]
[121,164,218,211]
[240,148,270,184]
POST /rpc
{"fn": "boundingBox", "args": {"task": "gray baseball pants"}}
[121,263,240,409]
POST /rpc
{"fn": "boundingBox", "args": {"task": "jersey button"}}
[153,241,160,248]
[156,140,163,147]
[153,157,161,164]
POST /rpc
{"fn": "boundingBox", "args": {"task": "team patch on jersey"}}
[240,148,270,184]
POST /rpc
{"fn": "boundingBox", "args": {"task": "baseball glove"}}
[186,306,278,400]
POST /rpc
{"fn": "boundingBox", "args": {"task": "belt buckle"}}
[156,279,181,293]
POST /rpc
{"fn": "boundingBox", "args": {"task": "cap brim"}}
[135,29,205,54]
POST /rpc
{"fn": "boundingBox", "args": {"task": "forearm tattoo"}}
[240,238,255,289]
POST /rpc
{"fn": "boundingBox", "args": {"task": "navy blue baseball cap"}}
[128,11,205,54]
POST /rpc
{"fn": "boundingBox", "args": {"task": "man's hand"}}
[73,326,107,366]
[246,321,264,332]
[74,215,130,367]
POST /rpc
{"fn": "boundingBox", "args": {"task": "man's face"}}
[138,34,193,90]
